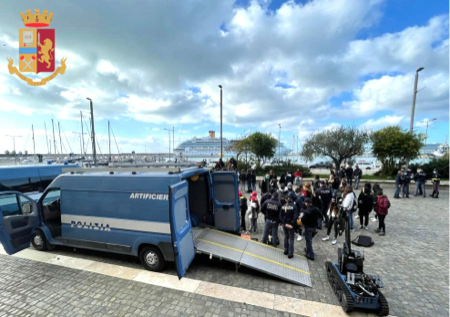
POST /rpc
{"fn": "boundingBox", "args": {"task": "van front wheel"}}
[31,230,48,251]
[139,246,165,272]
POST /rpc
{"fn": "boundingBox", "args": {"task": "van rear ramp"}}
[193,227,312,287]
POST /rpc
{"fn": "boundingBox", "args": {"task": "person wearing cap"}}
[261,191,282,246]
[249,192,260,232]
[301,198,320,260]
[353,165,362,190]
[315,181,332,229]
[239,190,248,233]
[280,194,299,258]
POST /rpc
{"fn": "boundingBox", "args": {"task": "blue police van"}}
[0,167,239,278]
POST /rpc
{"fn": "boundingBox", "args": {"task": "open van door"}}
[0,191,40,255]
[211,172,239,232]
[169,181,195,279]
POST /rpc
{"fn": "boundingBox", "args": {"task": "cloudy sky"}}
[1,0,448,156]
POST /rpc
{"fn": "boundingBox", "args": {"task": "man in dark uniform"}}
[301,198,320,261]
[261,192,282,246]
[345,164,354,186]
[315,181,332,229]
[280,194,299,258]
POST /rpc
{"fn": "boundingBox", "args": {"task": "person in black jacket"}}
[315,181,332,229]
[414,168,427,197]
[358,185,373,229]
[394,170,403,198]
[250,170,257,192]
[301,198,320,260]
[261,192,282,246]
[353,165,362,189]
[260,173,270,194]
[337,165,346,183]
[345,164,354,186]
[280,194,299,258]
[402,168,411,198]
[285,171,294,186]
[269,175,278,190]
[239,190,248,232]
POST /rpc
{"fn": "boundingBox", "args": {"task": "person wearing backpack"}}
[374,189,390,236]
[342,186,356,232]
[357,184,373,229]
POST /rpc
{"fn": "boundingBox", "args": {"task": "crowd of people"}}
[238,167,393,262]
[394,167,441,199]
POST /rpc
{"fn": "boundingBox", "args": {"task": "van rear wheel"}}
[139,246,165,272]
[31,230,48,251]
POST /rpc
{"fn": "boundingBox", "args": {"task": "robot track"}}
[325,260,354,312]
[378,290,389,316]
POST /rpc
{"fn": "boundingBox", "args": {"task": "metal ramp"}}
[193,227,312,287]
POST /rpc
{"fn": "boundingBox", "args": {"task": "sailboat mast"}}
[44,122,50,154]
[58,122,63,154]
[108,120,111,162]
[51,119,57,155]
[32,124,36,156]
[80,111,85,157]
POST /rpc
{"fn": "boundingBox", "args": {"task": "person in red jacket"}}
[294,169,303,187]
[374,189,390,236]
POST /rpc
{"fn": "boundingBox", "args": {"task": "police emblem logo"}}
[6,9,67,86]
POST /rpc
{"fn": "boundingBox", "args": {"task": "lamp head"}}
[86,97,92,101]
[417,67,424,73]
[218,85,222,89]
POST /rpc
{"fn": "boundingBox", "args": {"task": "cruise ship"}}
[174,131,291,158]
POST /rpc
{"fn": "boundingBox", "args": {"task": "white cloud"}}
[361,115,404,129]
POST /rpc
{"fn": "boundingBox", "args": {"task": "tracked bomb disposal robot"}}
[325,207,389,315]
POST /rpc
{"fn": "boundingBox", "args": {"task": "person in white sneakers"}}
[322,201,340,244]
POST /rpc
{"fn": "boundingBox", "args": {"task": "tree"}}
[371,126,424,175]
[246,132,277,168]
[227,137,251,164]
[4,150,10,156]
[301,126,370,170]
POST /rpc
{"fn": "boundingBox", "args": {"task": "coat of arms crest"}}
[7,9,67,86]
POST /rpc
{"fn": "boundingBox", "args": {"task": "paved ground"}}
[0,187,448,316]
[0,255,308,317]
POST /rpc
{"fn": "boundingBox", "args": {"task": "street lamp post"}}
[425,118,437,143]
[86,97,97,166]
[164,128,171,160]
[278,124,281,162]
[409,67,425,134]
[218,85,223,159]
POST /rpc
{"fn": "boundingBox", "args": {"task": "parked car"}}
[309,161,333,169]
[357,162,373,170]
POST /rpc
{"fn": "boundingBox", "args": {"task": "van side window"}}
[0,194,21,217]
[42,190,61,212]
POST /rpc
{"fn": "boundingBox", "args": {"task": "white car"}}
[357,162,373,170]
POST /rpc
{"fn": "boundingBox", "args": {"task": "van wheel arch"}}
[139,244,165,272]
[31,230,48,251]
